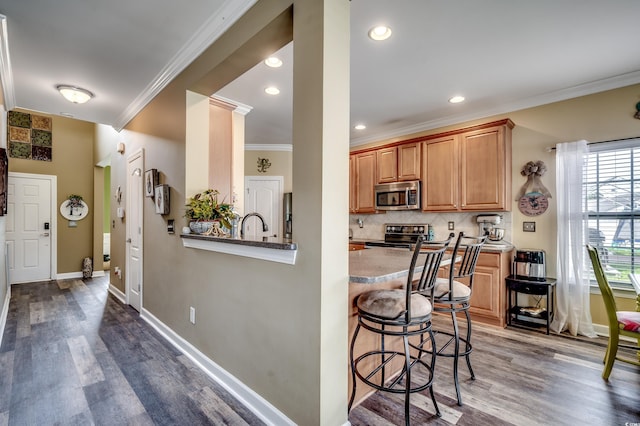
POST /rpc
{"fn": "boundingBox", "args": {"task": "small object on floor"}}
[82,257,93,278]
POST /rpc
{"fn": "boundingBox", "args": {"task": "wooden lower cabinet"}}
[468,250,512,327]
[438,249,512,327]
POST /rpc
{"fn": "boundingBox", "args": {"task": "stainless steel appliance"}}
[513,249,546,281]
[374,181,420,211]
[476,214,504,241]
[283,192,292,239]
[364,223,429,249]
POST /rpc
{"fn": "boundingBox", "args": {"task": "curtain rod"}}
[545,136,640,152]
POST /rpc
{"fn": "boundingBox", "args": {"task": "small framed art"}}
[145,169,159,197]
[155,184,170,215]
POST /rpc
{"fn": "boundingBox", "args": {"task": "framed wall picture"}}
[0,148,7,216]
[145,169,159,197]
[155,184,170,215]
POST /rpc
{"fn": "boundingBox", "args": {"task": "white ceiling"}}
[2,0,640,146]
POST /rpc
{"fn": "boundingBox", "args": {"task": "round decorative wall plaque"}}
[518,191,549,216]
[60,199,89,221]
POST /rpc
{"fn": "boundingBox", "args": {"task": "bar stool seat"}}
[349,233,454,426]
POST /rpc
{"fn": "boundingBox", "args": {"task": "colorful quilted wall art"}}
[7,110,53,161]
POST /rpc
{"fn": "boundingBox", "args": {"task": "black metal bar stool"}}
[348,233,454,425]
[428,232,487,406]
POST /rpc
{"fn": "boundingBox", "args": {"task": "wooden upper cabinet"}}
[460,125,509,211]
[376,147,397,183]
[377,142,421,183]
[354,151,377,213]
[422,120,512,212]
[422,135,459,211]
[349,155,357,213]
[398,143,421,181]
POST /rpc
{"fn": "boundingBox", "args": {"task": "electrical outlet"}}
[189,306,196,324]
[448,221,455,230]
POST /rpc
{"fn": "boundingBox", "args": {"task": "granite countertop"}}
[350,247,454,284]
[180,233,297,250]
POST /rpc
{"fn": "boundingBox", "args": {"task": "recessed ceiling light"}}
[354,124,366,130]
[56,85,94,104]
[264,57,283,68]
[449,95,465,104]
[368,25,392,41]
[265,86,280,95]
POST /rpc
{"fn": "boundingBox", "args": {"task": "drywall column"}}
[292,0,350,424]
[185,91,211,198]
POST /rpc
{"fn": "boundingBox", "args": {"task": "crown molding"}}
[112,0,257,131]
[245,144,292,152]
[212,94,253,115]
[350,70,640,147]
[0,15,16,111]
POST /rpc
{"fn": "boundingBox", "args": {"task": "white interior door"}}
[126,150,143,311]
[7,173,55,283]
[244,176,283,240]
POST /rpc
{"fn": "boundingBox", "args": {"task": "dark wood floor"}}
[0,277,264,426]
[1,277,639,426]
[349,314,640,426]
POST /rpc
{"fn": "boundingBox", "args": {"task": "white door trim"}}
[244,175,284,238]
[126,148,144,310]
[8,172,57,282]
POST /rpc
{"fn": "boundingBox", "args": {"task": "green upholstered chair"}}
[586,244,640,380]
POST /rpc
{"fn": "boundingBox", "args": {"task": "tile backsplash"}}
[349,211,512,243]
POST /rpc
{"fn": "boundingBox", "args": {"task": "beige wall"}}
[100,1,349,424]
[9,111,96,274]
[244,149,293,192]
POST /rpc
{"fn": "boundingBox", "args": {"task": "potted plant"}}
[184,189,234,234]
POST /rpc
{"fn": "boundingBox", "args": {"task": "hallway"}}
[0,277,264,425]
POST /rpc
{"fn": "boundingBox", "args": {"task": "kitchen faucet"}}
[240,212,269,238]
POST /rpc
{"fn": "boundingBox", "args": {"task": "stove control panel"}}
[385,224,427,235]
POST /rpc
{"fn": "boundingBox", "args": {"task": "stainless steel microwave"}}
[374,181,421,210]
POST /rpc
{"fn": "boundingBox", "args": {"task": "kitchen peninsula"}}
[181,233,297,264]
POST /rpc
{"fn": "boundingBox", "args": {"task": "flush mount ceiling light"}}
[56,85,94,104]
[265,86,280,95]
[264,56,283,68]
[449,95,465,104]
[368,25,392,41]
[354,124,366,130]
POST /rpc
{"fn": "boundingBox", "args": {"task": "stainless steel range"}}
[365,223,430,248]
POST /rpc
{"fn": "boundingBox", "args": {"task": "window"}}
[584,138,639,288]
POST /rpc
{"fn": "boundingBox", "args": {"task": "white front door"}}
[126,149,144,311]
[244,176,283,239]
[7,173,56,283]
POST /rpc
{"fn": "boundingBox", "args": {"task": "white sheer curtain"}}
[551,140,596,337]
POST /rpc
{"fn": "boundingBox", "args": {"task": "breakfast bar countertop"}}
[349,247,454,284]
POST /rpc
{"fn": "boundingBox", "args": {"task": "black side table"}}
[506,275,557,335]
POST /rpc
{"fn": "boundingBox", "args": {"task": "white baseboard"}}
[140,308,294,426]
[56,271,83,280]
[0,285,10,347]
[108,284,126,304]
[592,323,637,343]
[56,270,105,280]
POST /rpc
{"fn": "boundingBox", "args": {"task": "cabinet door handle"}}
[126,238,132,243]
